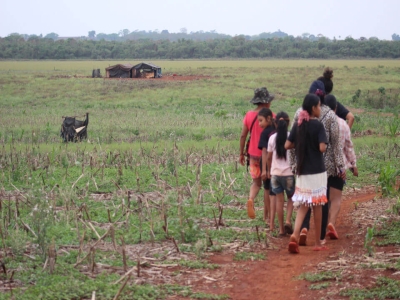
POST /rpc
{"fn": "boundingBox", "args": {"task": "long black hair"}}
[296,94,320,175]
[275,111,290,160]
[257,107,273,120]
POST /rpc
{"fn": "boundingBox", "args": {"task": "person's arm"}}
[285,140,295,149]
[319,143,327,153]
[239,124,249,166]
[266,151,273,179]
[343,123,358,176]
[261,148,268,181]
[346,112,355,129]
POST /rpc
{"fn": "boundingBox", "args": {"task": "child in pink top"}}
[266,112,294,236]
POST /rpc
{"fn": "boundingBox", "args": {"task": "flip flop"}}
[288,241,300,254]
[299,228,307,246]
[284,223,293,235]
[313,246,329,251]
[247,199,255,219]
[327,224,339,239]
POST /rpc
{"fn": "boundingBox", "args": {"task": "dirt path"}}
[184,188,378,300]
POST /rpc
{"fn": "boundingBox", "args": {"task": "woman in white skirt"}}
[285,94,328,253]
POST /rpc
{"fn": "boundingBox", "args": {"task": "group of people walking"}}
[239,68,358,253]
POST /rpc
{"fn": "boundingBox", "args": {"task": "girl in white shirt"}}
[266,112,294,236]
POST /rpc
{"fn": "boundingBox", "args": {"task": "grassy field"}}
[0,60,399,299]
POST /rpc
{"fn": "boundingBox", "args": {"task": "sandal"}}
[313,246,329,251]
[247,199,255,219]
[284,223,293,235]
[327,223,339,239]
[288,242,299,253]
[299,228,307,246]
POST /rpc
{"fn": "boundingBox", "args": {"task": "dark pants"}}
[301,176,344,240]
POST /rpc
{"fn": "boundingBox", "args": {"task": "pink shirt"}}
[267,132,293,176]
[337,116,357,169]
[243,111,263,157]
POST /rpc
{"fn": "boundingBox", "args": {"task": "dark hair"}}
[318,67,334,94]
[296,94,320,175]
[274,112,290,160]
[258,107,273,119]
[309,80,326,103]
[302,94,320,115]
[323,67,333,79]
[324,94,337,111]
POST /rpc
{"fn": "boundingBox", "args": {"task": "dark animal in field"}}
[60,113,89,142]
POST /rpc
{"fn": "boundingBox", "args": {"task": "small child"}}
[257,107,276,226]
[285,94,328,253]
[266,112,294,236]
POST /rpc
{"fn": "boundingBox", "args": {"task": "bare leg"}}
[263,190,270,223]
[249,178,262,201]
[269,195,276,230]
[328,187,342,226]
[276,193,285,234]
[313,205,323,247]
[290,204,310,241]
[285,197,294,225]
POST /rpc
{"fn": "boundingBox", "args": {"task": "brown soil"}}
[169,186,400,300]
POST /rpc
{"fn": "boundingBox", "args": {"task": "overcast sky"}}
[1,0,399,40]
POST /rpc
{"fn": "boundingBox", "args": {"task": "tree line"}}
[1,34,400,59]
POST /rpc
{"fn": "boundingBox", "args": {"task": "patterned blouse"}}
[290,105,345,177]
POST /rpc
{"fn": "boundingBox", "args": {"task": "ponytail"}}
[275,112,290,160]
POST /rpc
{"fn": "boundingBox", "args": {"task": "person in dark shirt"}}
[257,108,277,227]
[317,67,355,128]
[285,94,328,253]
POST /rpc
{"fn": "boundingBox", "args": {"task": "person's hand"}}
[239,154,245,166]
[261,171,267,181]
[351,167,359,177]
[339,170,347,180]
[267,171,271,179]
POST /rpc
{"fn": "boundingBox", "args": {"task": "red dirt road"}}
[183,189,378,300]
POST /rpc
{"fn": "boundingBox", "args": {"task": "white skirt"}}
[292,172,328,206]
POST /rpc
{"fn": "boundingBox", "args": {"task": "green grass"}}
[374,220,400,246]
[296,271,342,282]
[340,277,400,300]
[233,251,266,261]
[1,59,400,299]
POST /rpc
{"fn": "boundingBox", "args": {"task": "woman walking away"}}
[324,94,358,240]
[285,94,328,253]
[258,108,277,227]
[266,112,294,236]
[239,87,275,219]
[316,67,355,129]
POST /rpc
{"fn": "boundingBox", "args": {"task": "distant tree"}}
[392,33,400,41]
[88,31,96,38]
[44,32,59,40]
[161,30,169,34]
[180,28,187,34]
[119,29,130,37]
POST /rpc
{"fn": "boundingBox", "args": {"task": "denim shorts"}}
[271,175,295,197]
[263,178,276,196]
